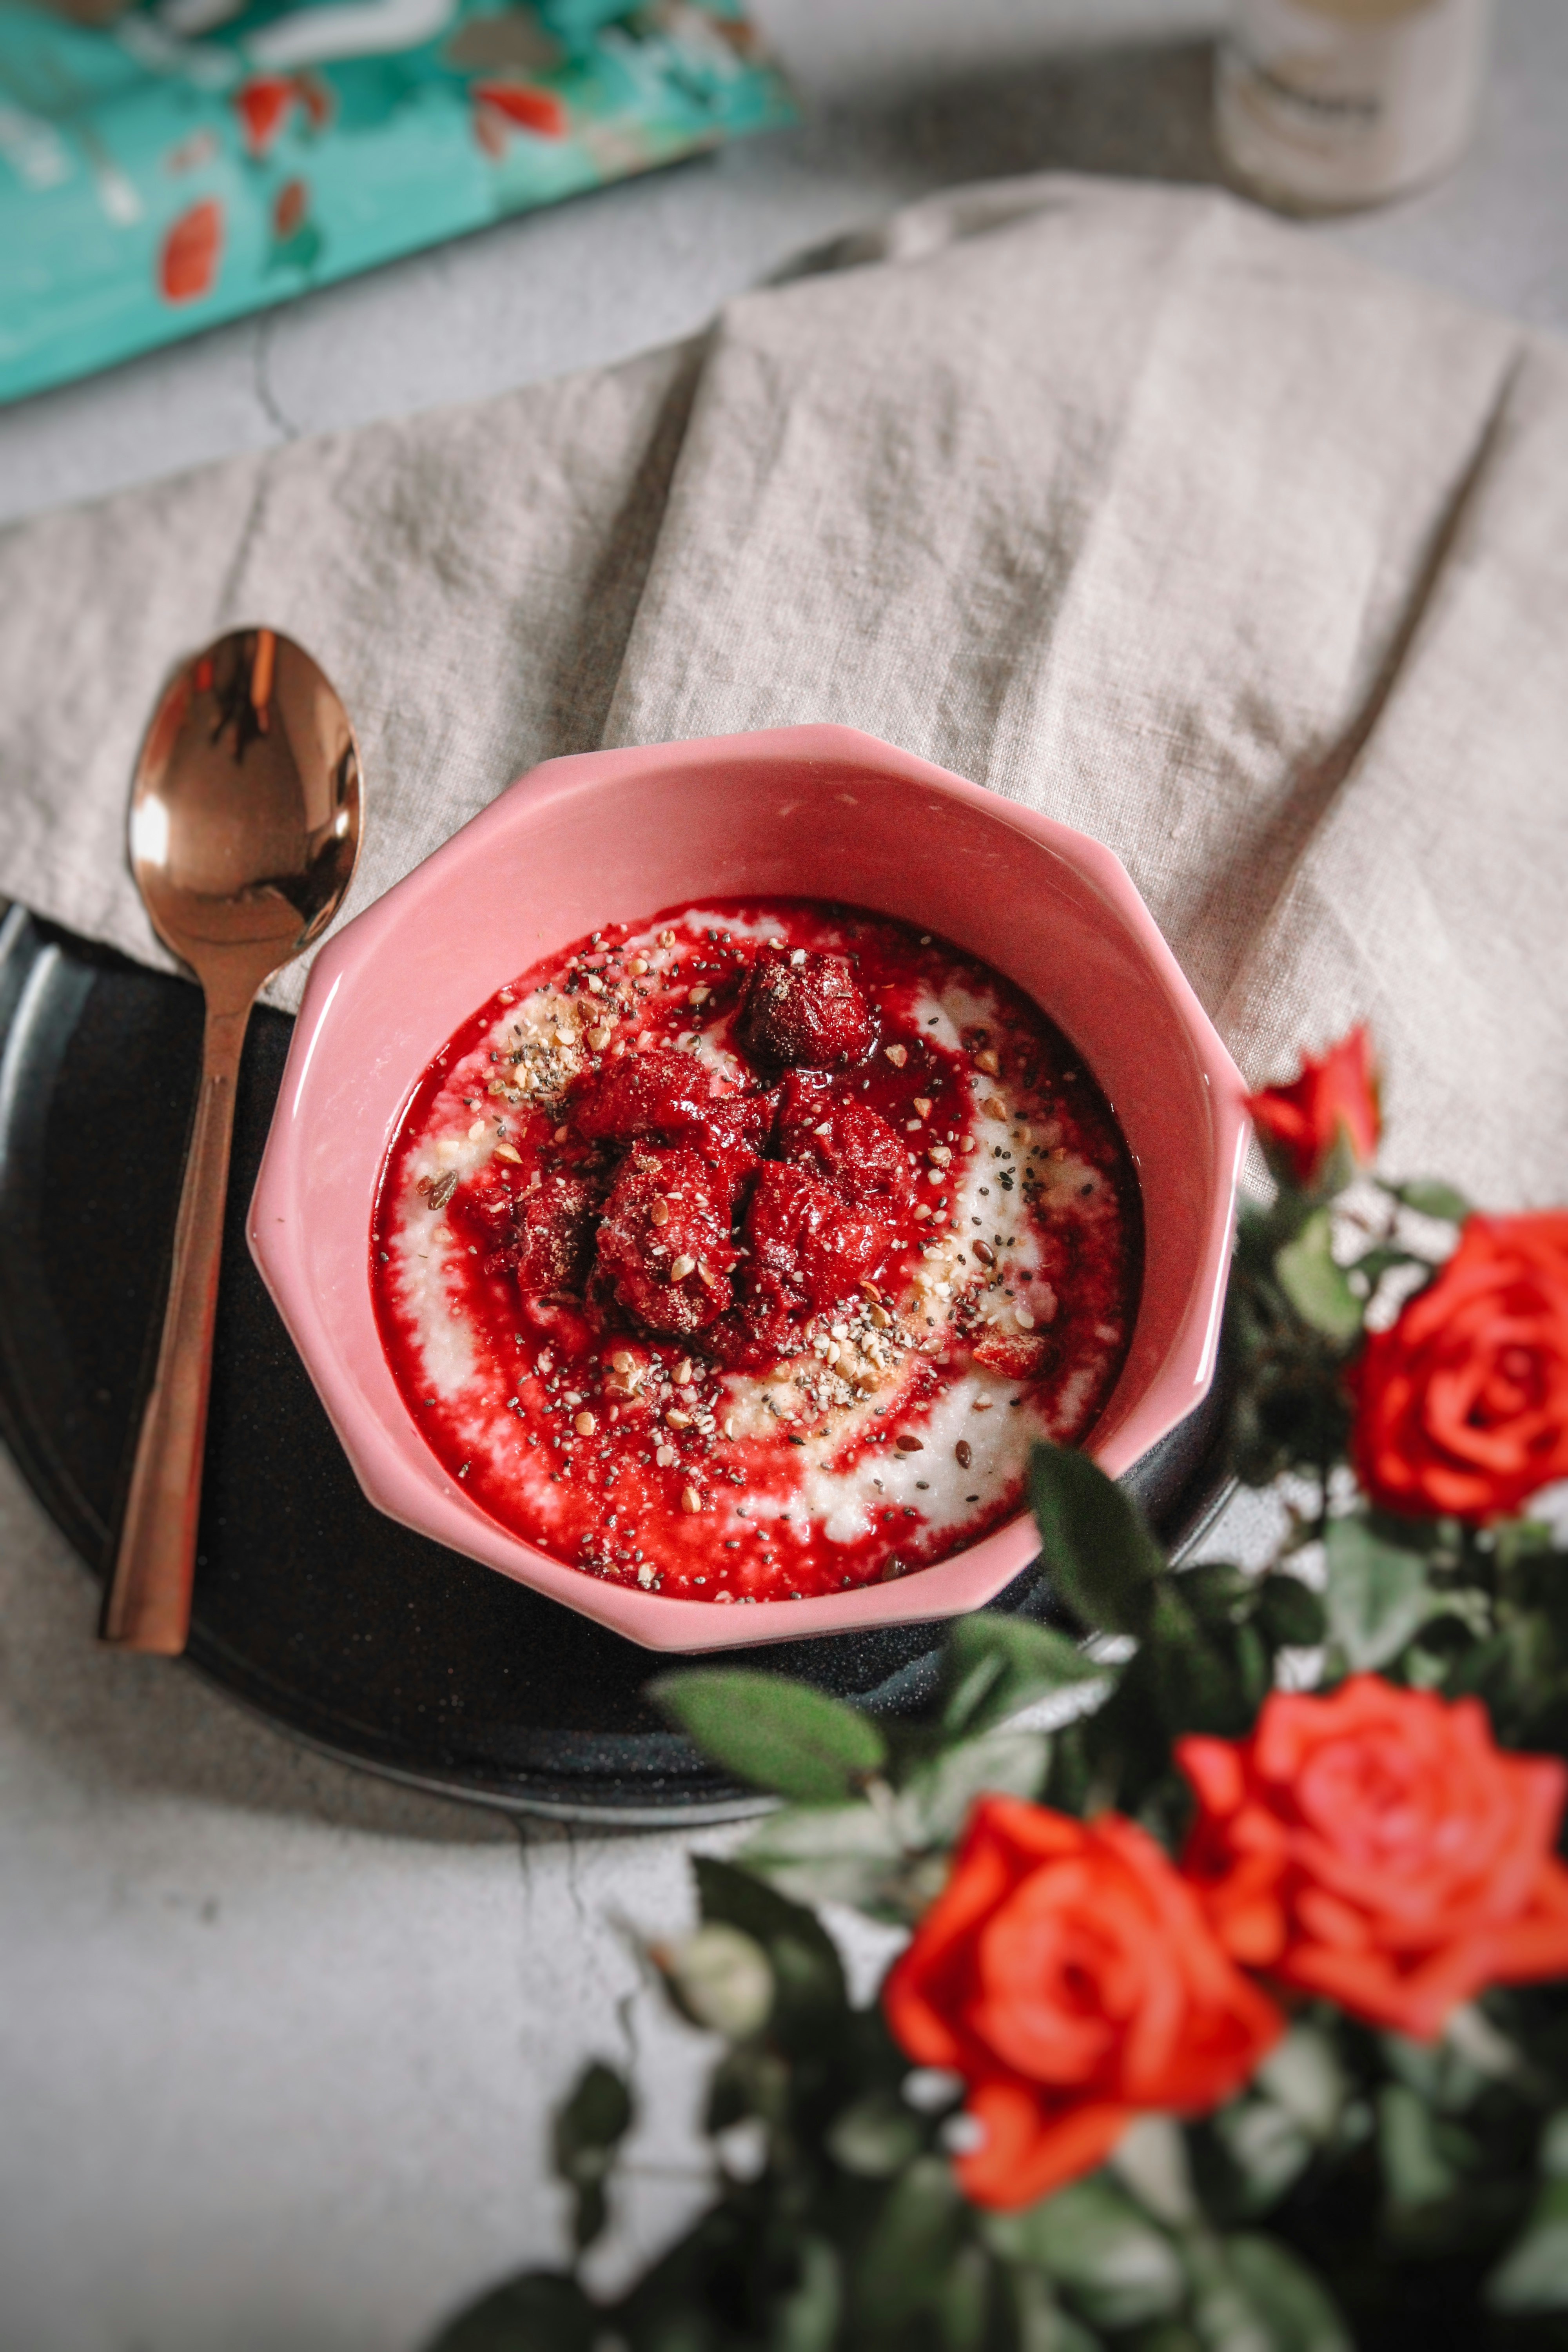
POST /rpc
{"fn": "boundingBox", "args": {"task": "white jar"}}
[1215,0,1495,214]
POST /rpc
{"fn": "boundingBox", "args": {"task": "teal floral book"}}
[0,0,794,403]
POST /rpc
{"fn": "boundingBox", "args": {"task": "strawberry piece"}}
[449,1175,515,1247]
[743,1162,884,1317]
[595,1145,741,1335]
[971,1327,1051,1381]
[737,949,877,1071]
[776,1074,913,1210]
[512,1173,599,1297]
[572,1049,773,1156]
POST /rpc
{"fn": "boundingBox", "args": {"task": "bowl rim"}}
[249,723,1247,1653]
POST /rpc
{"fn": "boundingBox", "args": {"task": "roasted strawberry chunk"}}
[736,948,877,1070]
[571,1048,772,1152]
[513,1172,599,1298]
[776,1074,914,1210]
[743,1161,885,1317]
[448,1173,515,1247]
[971,1326,1052,1381]
[595,1144,742,1335]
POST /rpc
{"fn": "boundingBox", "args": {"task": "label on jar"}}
[1216,0,1493,211]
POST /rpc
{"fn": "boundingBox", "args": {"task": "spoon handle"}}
[102,1002,250,1653]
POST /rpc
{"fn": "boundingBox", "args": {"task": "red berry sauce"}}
[371,899,1140,1608]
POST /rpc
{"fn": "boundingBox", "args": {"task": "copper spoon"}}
[102,629,363,1653]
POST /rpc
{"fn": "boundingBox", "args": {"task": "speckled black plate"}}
[0,905,1233,1824]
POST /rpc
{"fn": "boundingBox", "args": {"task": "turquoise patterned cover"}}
[0,0,793,403]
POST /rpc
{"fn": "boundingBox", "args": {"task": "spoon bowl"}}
[104,628,362,1652]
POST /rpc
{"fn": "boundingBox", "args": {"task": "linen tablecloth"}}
[2,171,1564,1204]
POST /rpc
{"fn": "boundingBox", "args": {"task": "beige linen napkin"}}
[1,173,1563,1207]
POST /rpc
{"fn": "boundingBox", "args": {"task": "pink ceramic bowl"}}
[249,725,1246,1654]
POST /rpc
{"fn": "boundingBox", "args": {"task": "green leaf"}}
[1147,1583,1250,1735]
[1487,2181,1568,2313]
[1395,1179,1471,1223]
[1254,1575,1327,1651]
[655,1923,773,2039]
[1486,2218,1568,2314]
[897,1730,1051,1848]
[770,2235,843,2352]
[827,2090,924,2178]
[650,1670,887,1802]
[1274,1210,1363,1345]
[1220,2236,1350,2352]
[552,2061,633,2253]
[1212,2098,1313,2215]
[1377,2083,1456,2212]
[693,1856,848,2014]
[1254,2027,1346,2144]
[985,2179,1185,2330]
[422,2272,597,2352]
[740,1801,906,1915]
[1029,1443,1166,1637]
[853,2155,966,2331]
[934,2243,992,2352]
[941,1613,1108,1737]
[1001,2267,1109,2352]
[1324,1517,1437,1671]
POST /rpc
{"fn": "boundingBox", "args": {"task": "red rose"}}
[1245,1026,1379,1190]
[1351,1213,1568,1523]
[1178,1678,1568,2041]
[882,1798,1282,2209]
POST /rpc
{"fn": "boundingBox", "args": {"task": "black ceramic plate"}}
[0,906,1233,1824]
